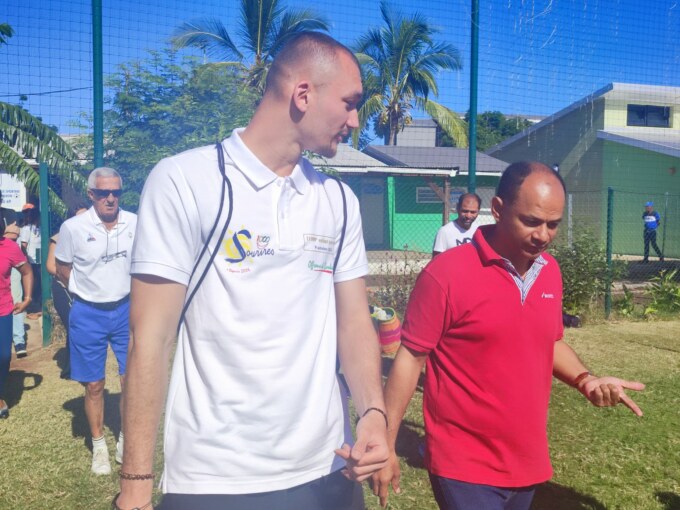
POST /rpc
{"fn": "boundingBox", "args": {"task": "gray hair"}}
[88,167,122,189]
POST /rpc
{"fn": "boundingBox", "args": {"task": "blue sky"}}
[1,0,679,134]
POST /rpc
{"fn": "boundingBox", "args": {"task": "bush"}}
[550,230,621,315]
[644,269,680,316]
[369,247,427,317]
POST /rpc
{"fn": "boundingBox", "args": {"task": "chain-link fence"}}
[2,1,679,320]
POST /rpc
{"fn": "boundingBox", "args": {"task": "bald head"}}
[497,161,566,205]
[264,31,360,98]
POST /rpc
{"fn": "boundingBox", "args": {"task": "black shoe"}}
[642,259,649,263]
[0,405,8,419]
[660,256,665,262]
[15,343,27,358]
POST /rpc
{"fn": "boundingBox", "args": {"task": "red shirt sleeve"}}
[9,241,27,268]
[401,268,453,354]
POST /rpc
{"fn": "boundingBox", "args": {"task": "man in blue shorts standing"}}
[55,167,137,475]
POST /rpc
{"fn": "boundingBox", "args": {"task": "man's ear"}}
[490,196,503,222]
[292,80,311,113]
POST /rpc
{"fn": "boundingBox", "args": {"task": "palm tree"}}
[0,25,84,216]
[171,0,329,95]
[354,2,468,147]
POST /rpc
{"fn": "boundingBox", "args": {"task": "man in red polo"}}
[372,162,644,510]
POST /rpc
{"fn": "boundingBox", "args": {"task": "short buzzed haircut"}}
[496,161,566,205]
[264,31,359,96]
[88,167,122,189]
[457,192,482,210]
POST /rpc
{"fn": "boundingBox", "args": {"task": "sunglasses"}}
[91,188,122,199]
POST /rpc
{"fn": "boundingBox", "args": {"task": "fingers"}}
[619,391,643,417]
[620,380,646,391]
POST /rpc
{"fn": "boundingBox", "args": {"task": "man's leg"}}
[429,474,536,510]
[158,470,364,510]
[643,231,651,262]
[69,300,111,474]
[0,314,13,416]
[650,231,663,259]
[12,312,26,357]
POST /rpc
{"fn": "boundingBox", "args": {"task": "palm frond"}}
[171,18,243,62]
[421,99,468,148]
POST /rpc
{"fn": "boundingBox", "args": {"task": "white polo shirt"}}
[19,224,41,263]
[433,220,479,253]
[131,129,368,494]
[55,207,137,302]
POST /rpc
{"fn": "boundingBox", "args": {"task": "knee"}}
[85,380,105,398]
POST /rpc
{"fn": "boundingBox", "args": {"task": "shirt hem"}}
[130,261,191,286]
[427,466,553,488]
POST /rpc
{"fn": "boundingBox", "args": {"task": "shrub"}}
[549,230,621,315]
[644,269,680,316]
[369,246,427,317]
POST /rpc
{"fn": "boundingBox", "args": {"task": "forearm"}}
[552,340,592,387]
[384,345,427,448]
[19,265,33,303]
[55,262,71,288]
[119,275,185,507]
[336,278,384,415]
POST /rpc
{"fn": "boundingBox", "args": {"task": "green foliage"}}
[0,22,14,45]
[171,0,329,94]
[550,230,618,315]
[99,49,258,209]
[613,284,637,317]
[368,247,426,316]
[353,1,467,148]
[438,111,533,151]
[644,269,680,316]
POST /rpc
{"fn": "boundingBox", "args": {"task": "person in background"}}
[0,220,33,419]
[432,193,482,257]
[55,168,136,475]
[4,224,27,357]
[642,201,663,263]
[19,203,42,319]
[46,205,88,379]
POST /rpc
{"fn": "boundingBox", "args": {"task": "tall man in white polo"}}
[55,167,137,475]
[117,32,388,510]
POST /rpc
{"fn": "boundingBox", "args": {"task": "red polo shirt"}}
[402,225,563,487]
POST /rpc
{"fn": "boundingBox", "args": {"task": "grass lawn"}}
[1,320,678,509]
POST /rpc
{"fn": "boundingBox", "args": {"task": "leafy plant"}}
[644,269,680,316]
[613,284,636,317]
[368,246,427,317]
[550,230,621,315]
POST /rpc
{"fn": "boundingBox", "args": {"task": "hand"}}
[335,410,389,483]
[579,376,645,416]
[370,450,401,508]
[13,298,31,315]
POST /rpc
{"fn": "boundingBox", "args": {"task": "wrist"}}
[360,407,388,429]
[572,371,596,393]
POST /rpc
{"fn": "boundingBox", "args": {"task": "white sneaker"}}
[91,446,111,475]
[115,439,123,464]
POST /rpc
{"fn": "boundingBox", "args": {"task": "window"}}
[627,104,671,127]
[416,187,463,204]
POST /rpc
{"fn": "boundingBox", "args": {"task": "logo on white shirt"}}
[87,234,96,242]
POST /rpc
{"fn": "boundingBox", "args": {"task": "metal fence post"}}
[605,187,614,319]
[661,191,669,256]
[39,163,52,346]
[567,193,573,247]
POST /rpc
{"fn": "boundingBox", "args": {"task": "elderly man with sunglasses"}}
[55,167,137,475]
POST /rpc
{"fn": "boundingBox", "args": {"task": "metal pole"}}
[39,163,52,346]
[604,187,614,319]
[661,192,668,256]
[567,193,573,247]
[467,0,479,193]
[443,178,451,226]
[92,0,104,168]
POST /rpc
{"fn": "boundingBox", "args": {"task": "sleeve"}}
[130,157,201,285]
[400,268,452,354]
[9,241,27,268]
[19,225,30,244]
[54,221,74,264]
[333,182,369,283]
[432,226,446,252]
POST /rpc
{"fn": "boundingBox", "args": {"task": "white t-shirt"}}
[54,207,137,302]
[131,129,369,495]
[432,220,479,253]
[19,224,41,264]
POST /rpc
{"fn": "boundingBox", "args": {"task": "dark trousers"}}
[0,314,14,399]
[27,263,41,313]
[643,230,663,260]
[429,474,536,510]
[52,279,73,375]
[157,469,365,510]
